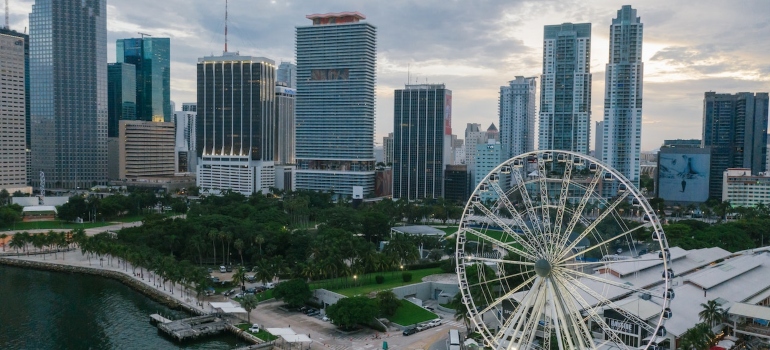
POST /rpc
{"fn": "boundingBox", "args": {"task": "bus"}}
[448,329,462,350]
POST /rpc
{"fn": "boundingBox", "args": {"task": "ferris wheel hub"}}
[534,259,552,277]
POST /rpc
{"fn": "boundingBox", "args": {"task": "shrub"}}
[375,275,384,284]
[440,258,456,273]
[402,272,412,282]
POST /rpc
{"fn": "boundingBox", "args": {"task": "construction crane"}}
[138,32,152,38]
[5,0,9,30]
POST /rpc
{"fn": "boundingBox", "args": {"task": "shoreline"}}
[0,255,203,316]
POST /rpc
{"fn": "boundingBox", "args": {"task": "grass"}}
[313,267,443,297]
[388,301,438,326]
[231,289,274,303]
[437,226,459,237]
[235,323,278,341]
[4,213,174,231]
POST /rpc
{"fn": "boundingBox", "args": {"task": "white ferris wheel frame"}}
[455,150,672,350]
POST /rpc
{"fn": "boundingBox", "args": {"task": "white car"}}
[322,316,330,322]
[265,282,275,289]
[428,319,442,327]
[219,266,227,273]
[416,323,429,331]
[248,324,260,333]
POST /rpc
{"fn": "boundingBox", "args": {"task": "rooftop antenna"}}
[4,0,9,29]
[138,32,152,38]
[407,63,410,85]
[224,0,228,53]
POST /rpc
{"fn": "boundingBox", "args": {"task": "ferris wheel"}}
[455,150,672,350]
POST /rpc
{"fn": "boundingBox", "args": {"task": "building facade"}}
[275,83,295,165]
[500,76,537,161]
[30,0,108,190]
[0,28,30,184]
[277,61,296,89]
[702,92,769,199]
[196,53,275,195]
[107,63,137,138]
[475,140,502,201]
[383,133,394,165]
[444,164,469,204]
[539,23,592,154]
[392,84,451,201]
[0,32,30,194]
[602,5,644,191]
[723,168,770,207]
[118,121,175,178]
[295,12,376,197]
[174,108,196,173]
[116,37,171,122]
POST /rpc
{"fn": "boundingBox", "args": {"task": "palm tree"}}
[233,266,247,291]
[208,229,218,265]
[234,239,245,266]
[8,234,24,255]
[699,299,725,328]
[241,294,259,324]
[450,293,471,331]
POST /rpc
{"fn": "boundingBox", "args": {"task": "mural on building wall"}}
[658,152,710,202]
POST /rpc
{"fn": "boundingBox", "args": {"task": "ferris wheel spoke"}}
[547,279,581,350]
[496,278,542,347]
[556,267,661,300]
[557,190,631,261]
[487,181,547,254]
[537,159,553,237]
[557,271,658,335]
[469,269,533,291]
[559,222,651,263]
[553,275,633,349]
[551,277,597,349]
[555,168,607,255]
[469,202,540,256]
[507,279,547,349]
[463,227,538,261]
[476,274,537,317]
[553,158,574,237]
[560,257,663,268]
[465,255,535,266]
[519,282,549,348]
[512,169,546,239]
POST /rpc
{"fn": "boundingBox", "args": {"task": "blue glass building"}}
[295,12,376,197]
[107,63,137,138]
[117,37,171,122]
[30,0,108,189]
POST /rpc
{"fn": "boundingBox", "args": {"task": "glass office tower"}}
[295,12,376,198]
[117,37,171,122]
[107,63,137,138]
[30,0,108,189]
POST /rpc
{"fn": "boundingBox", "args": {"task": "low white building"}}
[723,168,770,207]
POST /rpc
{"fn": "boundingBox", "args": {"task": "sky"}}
[7,0,770,151]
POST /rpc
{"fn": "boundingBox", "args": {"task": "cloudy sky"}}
[8,0,770,151]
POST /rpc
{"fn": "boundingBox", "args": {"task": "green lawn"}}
[232,289,274,303]
[388,301,438,326]
[437,226,459,237]
[235,323,278,341]
[7,220,115,231]
[313,267,443,297]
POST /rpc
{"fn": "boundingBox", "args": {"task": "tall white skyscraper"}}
[538,23,592,154]
[0,33,30,194]
[602,6,643,188]
[500,76,537,160]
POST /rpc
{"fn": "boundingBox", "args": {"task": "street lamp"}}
[353,275,357,286]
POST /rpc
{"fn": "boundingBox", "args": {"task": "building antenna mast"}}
[138,32,152,38]
[4,0,9,29]
[224,0,228,53]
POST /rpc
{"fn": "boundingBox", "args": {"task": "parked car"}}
[219,266,227,273]
[265,282,275,289]
[402,327,417,336]
[416,323,429,331]
[210,277,220,283]
[299,306,308,313]
[307,309,320,316]
[246,275,256,282]
[427,319,442,327]
[226,266,233,272]
[204,287,216,296]
[254,286,267,293]
[245,287,256,294]
[223,289,236,297]
[248,324,260,333]
[322,316,330,322]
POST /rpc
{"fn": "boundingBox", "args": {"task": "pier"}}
[149,314,172,325]
[156,314,231,342]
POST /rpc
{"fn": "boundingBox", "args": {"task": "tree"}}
[678,322,714,350]
[233,267,247,290]
[326,296,379,330]
[241,294,259,324]
[698,299,724,328]
[450,293,471,331]
[0,233,7,251]
[375,290,401,317]
[273,279,312,308]
[234,239,245,266]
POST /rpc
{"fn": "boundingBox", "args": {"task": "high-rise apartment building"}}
[107,63,137,138]
[0,33,30,194]
[594,120,604,159]
[182,102,196,112]
[196,53,276,195]
[602,5,644,191]
[0,28,29,160]
[539,23,592,154]
[475,140,502,201]
[392,84,451,200]
[30,0,108,190]
[295,12,376,197]
[275,83,295,165]
[383,133,394,165]
[117,37,171,122]
[174,107,196,173]
[702,92,769,199]
[500,76,537,160]
[277,62,296,89]
[118,120,176,178]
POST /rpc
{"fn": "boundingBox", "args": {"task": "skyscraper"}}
[702,92,769,199]
[0,32,29,193]
[0,28,29,161]
[392,84,451,200]
[500,76,537,160]
[107,63,137,138]
[174,107,196,173]
[539,23,592,154]
[275,82,295,165]
[30,0,108,190]
[295,12,376,197]
[196,53,276,195]
[117,37,171,122]
[602,5,644,190]
[383,133,394,165]
[277,62,296,89]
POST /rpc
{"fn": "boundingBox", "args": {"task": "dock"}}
[150,314,172,325]
[156,314,230,342]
